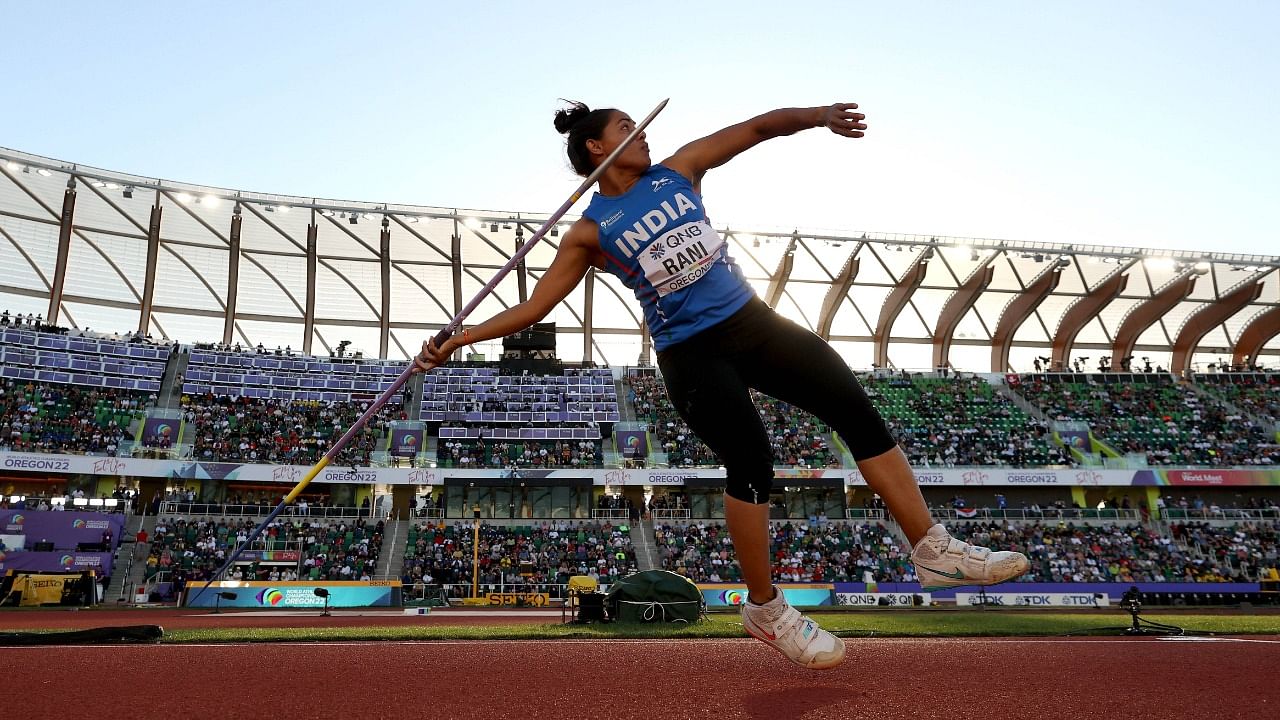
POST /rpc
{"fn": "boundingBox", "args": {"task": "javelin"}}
[189,98,670,604]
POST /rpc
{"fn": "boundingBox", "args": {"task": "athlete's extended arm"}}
[663,104,866,186]
[412,219,598,371]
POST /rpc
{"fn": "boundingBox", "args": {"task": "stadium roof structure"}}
[1,146,1277,373]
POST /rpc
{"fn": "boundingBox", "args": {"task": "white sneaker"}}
[910,524,1030,591]
[741,587,845,669]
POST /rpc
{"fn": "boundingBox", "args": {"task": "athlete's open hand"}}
[819,103,866,138]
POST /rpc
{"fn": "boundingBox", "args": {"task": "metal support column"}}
[45,177,77,325]
[380,216,391,358]
[303,214,318,354]
[137,196,163,335]
[223,204,242,345]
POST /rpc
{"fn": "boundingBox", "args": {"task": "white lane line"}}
[4,636,1279,649]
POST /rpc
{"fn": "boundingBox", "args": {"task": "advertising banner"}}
[1056,428,1092,453]
[954,592,1110,608]
[140,417,179,448]
[5,573,83,606]
[834,592,932,606]
[0,511,123,550]
[615,429,649,458]
[0,551,113,575]
[3,450,1279,488]
[232,550,301,563]
[486,592,551,607]
[698,583,833,608]
[391,428,425,458]
[840,582,1261,600]
[184,580,400,608]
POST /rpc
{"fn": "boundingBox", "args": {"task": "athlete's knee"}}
[724,455,774,504]
[842,424,899,462]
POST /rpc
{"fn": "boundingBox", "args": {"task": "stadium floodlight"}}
[90,180,106,188]
[4,161,19,171]
[277,205,291,214]
[348,214,359,225]
[201,195,220,208]
[463,217,481,230]
[36,168,52,177]
[1193,261,1211,273]
[1143,256,1177,271]
[191,98,669,604]
[175,192,194,204]
[490,222,499,233]
[123,186,134,199]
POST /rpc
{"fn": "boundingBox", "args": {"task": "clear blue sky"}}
[3,1,1276,255]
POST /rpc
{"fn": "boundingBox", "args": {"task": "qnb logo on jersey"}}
[637,220,726,297]
[651,177,674,192]
[614,191,699,259]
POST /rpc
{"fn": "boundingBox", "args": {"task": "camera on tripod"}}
[1120,586,1142,614]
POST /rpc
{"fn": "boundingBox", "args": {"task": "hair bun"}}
[554,100,592,135]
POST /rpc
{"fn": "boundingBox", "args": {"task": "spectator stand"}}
[424,366,615,470]
[1,378,155,456]
[157,501,385,520]
[399,519,636,604]
[0,326,170,393]
[1014,372,1279,467]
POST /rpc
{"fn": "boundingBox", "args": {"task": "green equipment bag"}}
[605,569,704,624]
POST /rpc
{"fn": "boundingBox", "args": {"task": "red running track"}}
[5,637,1278,719]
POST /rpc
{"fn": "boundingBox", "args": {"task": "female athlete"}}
[414,101,1030,668]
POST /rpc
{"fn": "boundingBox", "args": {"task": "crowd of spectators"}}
[181,394,405,465]
[946,521,1246,583]
[627,375,837,468]
[400,520,636,597]
[863,374,1069,467]
[654,520,915,584]
[146,516,384,583]
[436,439,602,469]
[0,380,152,455]
[1015,376,1279,466]
[1196,374,1279,423]
[1170,521,1280,582]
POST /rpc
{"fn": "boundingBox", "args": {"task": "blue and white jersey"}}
[582,164,756,351]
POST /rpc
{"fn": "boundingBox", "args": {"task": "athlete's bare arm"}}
[412,218,600,371]
[662,103,866,189]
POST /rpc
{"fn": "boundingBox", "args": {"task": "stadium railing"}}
[591,508,630,521]
[844,509,889,521]
[158,501,385,520]
[652,509,692,522]
[1161,508,1280,521]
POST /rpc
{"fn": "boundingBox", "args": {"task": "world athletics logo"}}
[59,555,75,568]
[256,588,285,607]
[400,434,417,447]
[10,514,23,525]
[72,519,86,528]
[719,589,746,605]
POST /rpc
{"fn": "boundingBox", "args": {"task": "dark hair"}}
[554,100,617,177]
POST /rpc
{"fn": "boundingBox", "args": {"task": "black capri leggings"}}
[656,297,897,504]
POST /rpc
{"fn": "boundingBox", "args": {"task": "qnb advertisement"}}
[3,450,1280,487]
[185,581,401,609]
[698,583,834,608]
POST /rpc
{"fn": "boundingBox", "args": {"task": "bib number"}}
[636,220,724,297]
